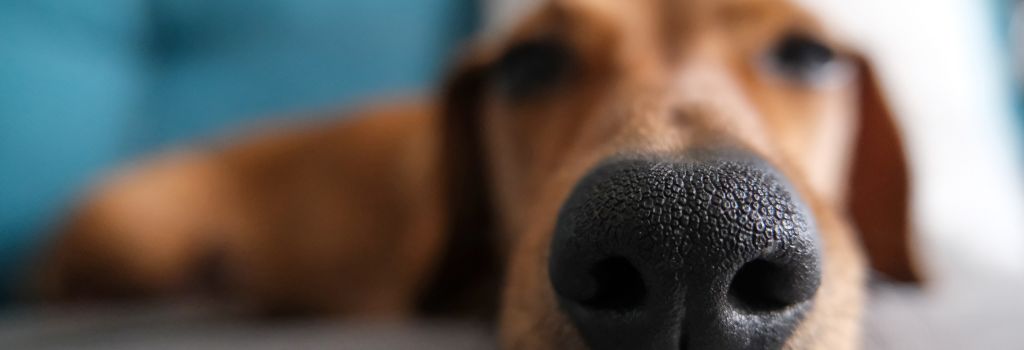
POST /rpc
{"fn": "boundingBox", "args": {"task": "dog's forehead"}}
[554,0,812,29]
[520,0,824,54]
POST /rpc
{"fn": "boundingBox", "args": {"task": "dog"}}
[33,0,921,348]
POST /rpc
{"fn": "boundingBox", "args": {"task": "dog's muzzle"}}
[549,149,821,350]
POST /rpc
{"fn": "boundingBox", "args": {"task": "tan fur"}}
[36,0,918,348]
[40,103,447,317]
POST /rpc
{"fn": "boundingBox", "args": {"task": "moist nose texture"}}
[549,150,821,350]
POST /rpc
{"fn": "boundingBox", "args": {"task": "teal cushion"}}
[145,0,473,144]
[0,0,149,298]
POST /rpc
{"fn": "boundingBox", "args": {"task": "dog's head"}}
[438,0,918,348]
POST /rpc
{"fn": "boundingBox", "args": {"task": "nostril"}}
[728,259,812,312]
[582,257,647,311]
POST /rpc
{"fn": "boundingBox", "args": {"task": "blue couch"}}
[0,0,475,298]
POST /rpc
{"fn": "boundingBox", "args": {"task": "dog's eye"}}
[766,33,838,84]
[493,38,574,99]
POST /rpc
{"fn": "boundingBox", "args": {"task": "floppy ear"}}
[417,52,504,317]
[847,57,922,283]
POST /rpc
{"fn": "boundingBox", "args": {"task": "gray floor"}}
[0,302,495,350]
[864,280,1024,350]
[1,281,1022,349]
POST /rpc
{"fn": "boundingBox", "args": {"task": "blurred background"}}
[1,0,1023,348]
[0,0,477,295]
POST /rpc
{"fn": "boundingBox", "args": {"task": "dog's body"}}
[34,0,919,348]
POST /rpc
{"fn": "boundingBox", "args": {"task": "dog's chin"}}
[498,236,587,349]
[500,306,588,350]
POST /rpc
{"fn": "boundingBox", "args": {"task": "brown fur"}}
[34,0,919,348]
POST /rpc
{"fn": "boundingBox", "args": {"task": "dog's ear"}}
[847,57,922,282]
[417,51,503,317]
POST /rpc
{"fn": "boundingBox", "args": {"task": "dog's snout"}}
[549,151,821,350]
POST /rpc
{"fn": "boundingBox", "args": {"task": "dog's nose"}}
[549,151,821,350]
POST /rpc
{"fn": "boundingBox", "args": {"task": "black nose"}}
[549,151,821,350]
